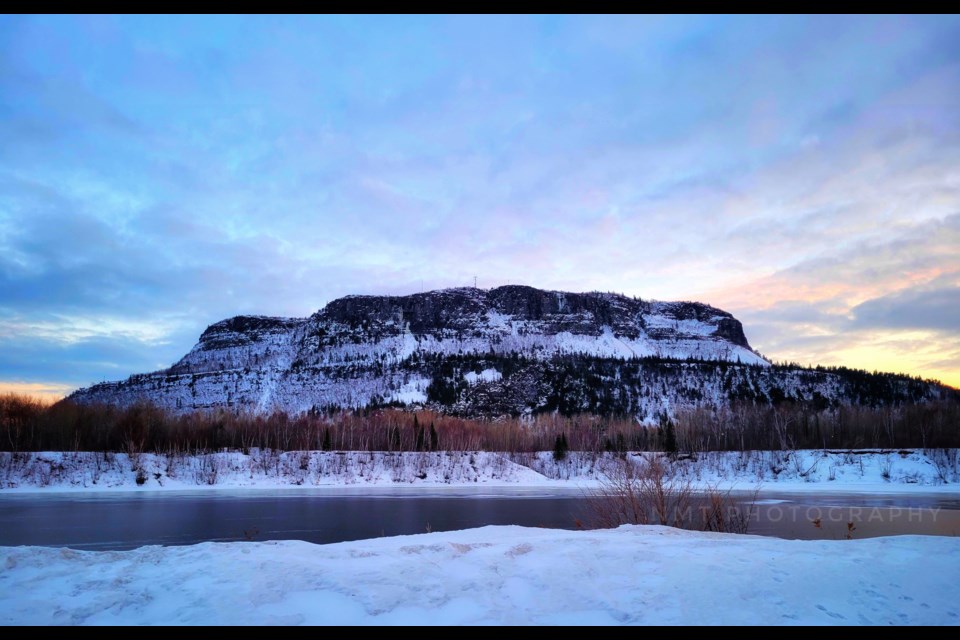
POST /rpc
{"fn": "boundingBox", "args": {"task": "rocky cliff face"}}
[69,285,951,417]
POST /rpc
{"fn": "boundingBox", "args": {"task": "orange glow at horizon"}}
[769,341,960,390]
[0,382,74,403]
[701,267,960,390]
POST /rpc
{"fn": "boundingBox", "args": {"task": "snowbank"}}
[1,449,958,494]
[1,525,957,625]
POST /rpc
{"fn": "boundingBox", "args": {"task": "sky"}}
[1,14,959,398]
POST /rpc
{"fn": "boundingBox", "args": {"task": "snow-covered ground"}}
[1,525,957,625]
[1,449,958,494]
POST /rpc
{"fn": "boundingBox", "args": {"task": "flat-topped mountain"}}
[69,286,952,417]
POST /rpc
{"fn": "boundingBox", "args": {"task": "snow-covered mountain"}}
[69,286,951,417]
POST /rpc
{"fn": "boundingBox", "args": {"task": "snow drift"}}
[1,525,957,625]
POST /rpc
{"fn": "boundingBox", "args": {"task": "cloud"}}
[1,15,959,392]
[851,286,960,332]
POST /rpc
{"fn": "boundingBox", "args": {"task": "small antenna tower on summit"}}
[474,275,477,288]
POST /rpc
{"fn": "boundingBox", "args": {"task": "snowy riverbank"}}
[1,449,958,494]
[1,524,958,625]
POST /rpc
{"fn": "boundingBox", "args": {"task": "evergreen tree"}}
[661,416,678,455]
[553,432,569,461]
[321,427,332,452]
[429,422,439,451]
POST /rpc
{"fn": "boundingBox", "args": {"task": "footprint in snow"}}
[815,604,846,620]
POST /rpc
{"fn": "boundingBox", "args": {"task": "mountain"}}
[69,285,952,418]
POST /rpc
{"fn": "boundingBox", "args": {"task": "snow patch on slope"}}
[464,369,502,384]
[389,377,431,404]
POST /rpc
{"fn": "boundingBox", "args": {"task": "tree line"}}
[2,393,958,454]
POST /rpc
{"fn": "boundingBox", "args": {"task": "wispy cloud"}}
[1,15,958,390]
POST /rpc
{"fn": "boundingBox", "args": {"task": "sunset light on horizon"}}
[1,14,958,396]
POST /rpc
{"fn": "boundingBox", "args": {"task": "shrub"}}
[587,454,757,534]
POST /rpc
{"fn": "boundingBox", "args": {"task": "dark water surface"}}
[0,488,957,550]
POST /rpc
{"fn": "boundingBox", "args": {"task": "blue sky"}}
[1,14,959,395]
